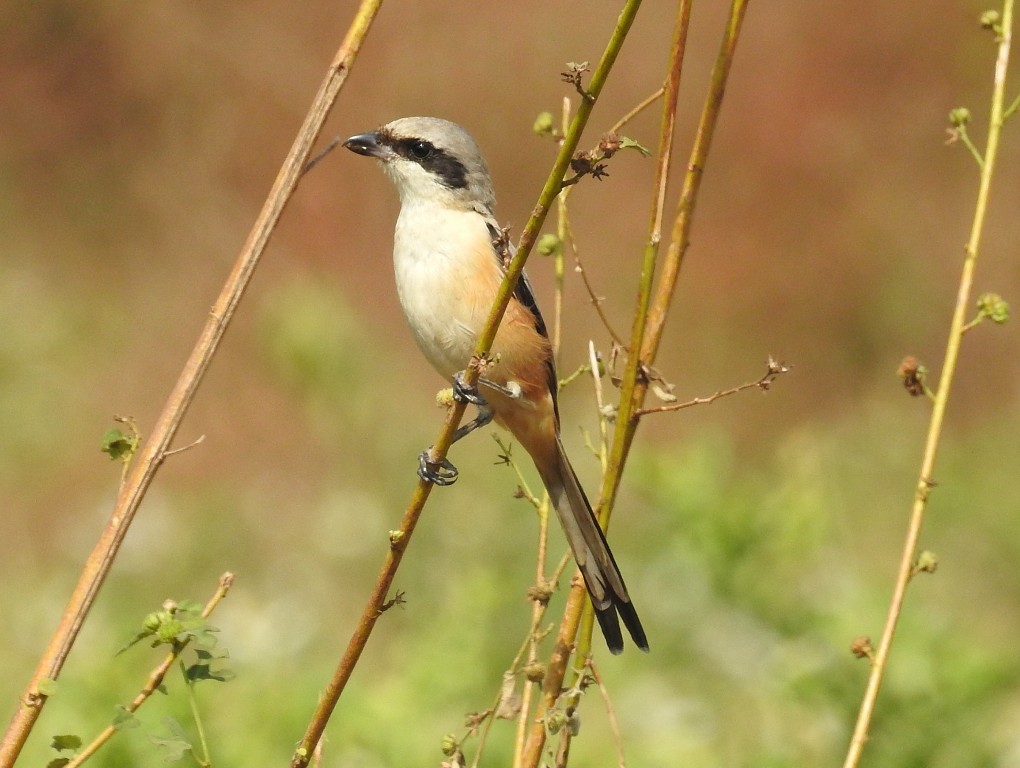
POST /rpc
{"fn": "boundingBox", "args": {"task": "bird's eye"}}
[409,140,434,160]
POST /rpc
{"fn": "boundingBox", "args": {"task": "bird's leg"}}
[453,370,522,403]
[418,449,459,486]
[419,379,500,486]
[420,373,520,486]
[452,403,493,443]
[418,402,496,485]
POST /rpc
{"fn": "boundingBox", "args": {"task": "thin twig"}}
[588,341,611,474]
[559,362,593,391]
[494,435,544,511]
[303,137,343,175]
[842,3,1015,766]
[1003,90,1020,118]
[587,659,626,768]
[608,86,666,134]
[0,4,382,765]
[182,656,212,767]
[552,97,572,357]
[564,215,628,346]
[955,124,986,167]
[65,574,235,768]
[162,434,207,458]
[557,88,664,350]
[632,358,789,418]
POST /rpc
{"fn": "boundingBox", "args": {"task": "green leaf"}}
[185,654,235,683]
[116,628,155,655]
[148,717,192,763]
[46,759,70,768]
[101,428,137,462]
[112,706,141,731]
[184,646,234,683]
[619,136,651,156]
[50,735,82,752]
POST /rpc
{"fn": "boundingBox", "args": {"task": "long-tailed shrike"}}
[343,117,647,654]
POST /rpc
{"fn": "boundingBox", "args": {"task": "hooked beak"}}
[343,131,392,159]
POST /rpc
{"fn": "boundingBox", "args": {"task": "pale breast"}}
[392,204,501,378]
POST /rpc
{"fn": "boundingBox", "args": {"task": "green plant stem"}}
[958,125,987,167]
[0,5,381,766]
[182,660,211,768]
[842,3,1014,766]
[1004,90,1020,118]
[290,4,644,767]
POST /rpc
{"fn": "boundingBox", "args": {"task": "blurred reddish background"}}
[2,1,1018,764]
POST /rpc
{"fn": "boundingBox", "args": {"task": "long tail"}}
[538,438,648,654]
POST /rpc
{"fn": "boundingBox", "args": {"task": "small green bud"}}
[979,9,1001,29]
[536,233,562,257]
[435,387,456,409]
[142,612,162,632]
[977,292,1010,324]
[948,107,971,128]
[440,734,458,757]
[546,710,567,734]
[532,112,555,136]
[388,530,405,546]
[523,662,546,683]
[915,550,939,574]
[155,618,184,645]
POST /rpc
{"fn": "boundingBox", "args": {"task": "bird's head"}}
[344,116,496,213]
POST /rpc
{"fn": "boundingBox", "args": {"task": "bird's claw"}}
[418,449,459,486]
[452,370,487,406]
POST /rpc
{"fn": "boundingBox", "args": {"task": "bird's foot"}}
[452,370,487,406]
[418,448,459,486]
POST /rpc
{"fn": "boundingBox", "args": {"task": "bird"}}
[343,117,647,654]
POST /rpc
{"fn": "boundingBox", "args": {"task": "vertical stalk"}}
[842,3,1014,766]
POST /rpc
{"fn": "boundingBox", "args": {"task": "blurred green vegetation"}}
[2,2,1019,767]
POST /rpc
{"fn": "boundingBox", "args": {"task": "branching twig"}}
[632,357,790,418]
[0,4,383,765]
[564,215,628,346]
[553,87,664,350]
[842,4,1015,766]
[608,87,666,135]
[162,434,207,458]
[65,574,234,768]
[303,136,343,175]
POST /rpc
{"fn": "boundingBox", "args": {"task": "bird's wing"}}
[482,216,560,422]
